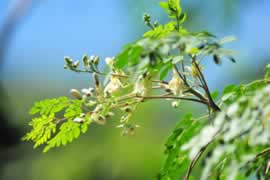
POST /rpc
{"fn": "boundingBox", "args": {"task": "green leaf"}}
[265,63,270,79]
[196,31,217,38]
[159,2,169,11]
[222,84,236,95]
[115,45,143,69]
[211,90,219,101]
[143,22,176,38]
[43,120,82,152]
[160,63,172,80]
[159,113,205,179]
[178,13,187,24]
[29,97,69,116]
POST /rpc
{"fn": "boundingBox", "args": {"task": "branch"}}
[135,95,208,105]
[191,57,220,112]
[173,64,210,107]
[184,133,218,180]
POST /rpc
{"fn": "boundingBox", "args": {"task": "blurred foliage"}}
[1,0,270,180]
[22,0,270,179]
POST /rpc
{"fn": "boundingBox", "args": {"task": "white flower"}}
[104,76,123,96]
[105,57,114,67]
[168,69,184,95]
[133,74,151,96]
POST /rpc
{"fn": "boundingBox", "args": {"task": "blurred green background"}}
[0,0,269,179]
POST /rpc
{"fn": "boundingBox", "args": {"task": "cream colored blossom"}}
[185,65,201,87]
[105,57,114,67]
[133,74,151,96]
[168,69,184,95]
[104,76,123,96]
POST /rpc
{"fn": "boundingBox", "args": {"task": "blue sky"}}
[1,0,270,96]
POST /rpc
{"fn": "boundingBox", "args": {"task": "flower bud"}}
[143,13,151,23]
[121,124,140,136]
[82,54,89,66]
[106,112,115,118]
[94,115,106,125]
[70,89,82,100]
[172,101,180,108]
[73,61,80,69]
[81,88,93,97]
[105,57,114,67]
[153,21,159,27]
[89,55,95,64]
[80,113,86,118]
[123,106,132,113]
[94,56,100,65]
[64,56,73,64]
[73,117,84,124]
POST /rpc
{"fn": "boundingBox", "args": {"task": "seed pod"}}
[213,54,221,65]
[70,89,82,100]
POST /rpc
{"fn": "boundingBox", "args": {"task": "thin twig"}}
[191,57,220,112]
[135,95,208,105]
[184,133,218,180]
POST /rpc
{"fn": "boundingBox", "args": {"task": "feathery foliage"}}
[23,0,270,179]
